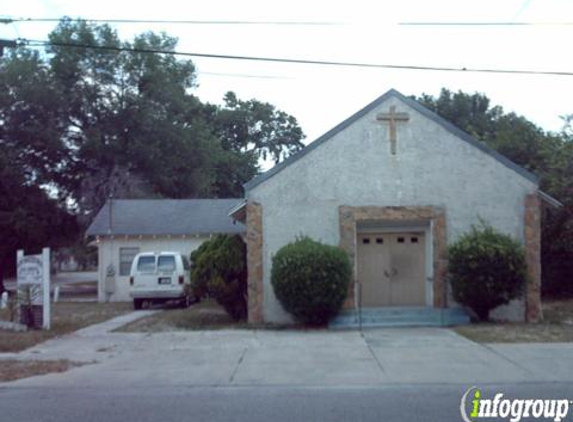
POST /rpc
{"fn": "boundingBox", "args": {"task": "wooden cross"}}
[376,106,410,155]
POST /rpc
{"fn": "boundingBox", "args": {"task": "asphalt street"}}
[2,382,573,422]
[2,312,573,421]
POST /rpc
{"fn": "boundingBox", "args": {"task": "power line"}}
[20,38,573,77]
[0,17,341,26]
[199,71,290,80]
[5,17,573,27]
[399,21,573,26]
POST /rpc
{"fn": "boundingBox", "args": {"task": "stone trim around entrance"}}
[524,194,543,322]
[246,201,264,323]
[339,206,448,310]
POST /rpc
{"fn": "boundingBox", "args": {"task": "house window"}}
[119,247,140,276]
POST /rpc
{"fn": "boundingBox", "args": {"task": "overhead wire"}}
[0,17,342,26]
[4,16,573,26]
[16,38,573,77]
[399,21,573,26]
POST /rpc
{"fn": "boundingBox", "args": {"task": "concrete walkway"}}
[2,313,573,387]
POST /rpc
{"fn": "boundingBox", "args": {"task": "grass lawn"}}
[0,359,86,382]
[0,302,132,353]
[454,300,573,343]
[117,300,289,332]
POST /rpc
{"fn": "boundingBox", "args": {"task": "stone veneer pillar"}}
[524,193,543,322]
[246,201,264,323]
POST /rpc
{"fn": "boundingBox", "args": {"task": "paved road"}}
[2,314,573,420]
[7,322,573,386]
[2,383,573,422]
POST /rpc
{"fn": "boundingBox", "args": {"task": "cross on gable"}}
[376,106,410,155]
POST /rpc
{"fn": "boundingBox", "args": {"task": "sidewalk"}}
[3,313,573,387]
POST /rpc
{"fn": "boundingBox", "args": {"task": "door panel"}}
[357,233,391,307]
[389,233,426,306]
[357,232,426,307]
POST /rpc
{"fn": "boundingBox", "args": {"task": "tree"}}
[209,92,305,163]
[0,49,72,198]
[540,118,573,297]
[190,235,247,321]
[416,89,549,172]
[203,92,305,197]
[46,20,221,215]
[0,150,78,294]
[0,18,305,287]
[44,18,304,212]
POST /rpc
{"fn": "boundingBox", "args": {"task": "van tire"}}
[133,299,143,310]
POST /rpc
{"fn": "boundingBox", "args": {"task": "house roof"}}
[86,199,246,237]
[244,89,540,191]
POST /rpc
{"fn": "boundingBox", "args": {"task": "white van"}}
[129,252,193,310]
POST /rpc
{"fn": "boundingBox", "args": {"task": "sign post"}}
[42,248,50,330]
[16,248,51,330]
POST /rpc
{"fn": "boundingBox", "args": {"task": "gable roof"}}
[244,89,539,191]
[86,199,245,237]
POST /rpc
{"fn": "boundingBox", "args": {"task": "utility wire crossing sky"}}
[0,0,571,143]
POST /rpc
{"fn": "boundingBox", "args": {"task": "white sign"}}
[17,255,44,285]
[16,249,51,330]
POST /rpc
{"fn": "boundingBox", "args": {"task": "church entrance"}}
[357,232,426,307]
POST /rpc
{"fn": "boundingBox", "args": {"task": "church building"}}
[231,89,558,324]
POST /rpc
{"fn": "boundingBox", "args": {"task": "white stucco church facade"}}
[232,89,554,324]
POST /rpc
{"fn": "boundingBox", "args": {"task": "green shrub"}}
[190,234,247,321]
[448,224,527,321]
[271,236,351,325]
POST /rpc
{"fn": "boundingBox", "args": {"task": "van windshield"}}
[137,256,156,272]
[157,256,176,272]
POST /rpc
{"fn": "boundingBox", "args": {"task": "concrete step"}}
[329,307,470,329]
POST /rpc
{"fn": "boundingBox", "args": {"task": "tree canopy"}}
[0,18,305,283]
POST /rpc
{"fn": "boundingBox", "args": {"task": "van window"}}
[157,255,176,272]
[137,256,156,272]
[182,256,190,271]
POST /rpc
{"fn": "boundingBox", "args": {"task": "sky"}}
[1,0,572,146]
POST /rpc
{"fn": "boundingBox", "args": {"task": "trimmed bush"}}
[271,236,351,325]
[190,234,247,321]
[448,224,527,321]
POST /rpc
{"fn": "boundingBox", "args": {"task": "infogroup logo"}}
[460,387,571,422]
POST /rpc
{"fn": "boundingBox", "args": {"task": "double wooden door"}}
[357,232,426,307]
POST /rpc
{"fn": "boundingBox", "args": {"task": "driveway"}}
[3,313,573,387]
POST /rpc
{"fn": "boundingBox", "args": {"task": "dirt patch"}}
[117,300,290,332]
[0,302,132,352]
[454,300,573,343]
[0,359,87,382]
[117,301,237,332]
